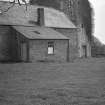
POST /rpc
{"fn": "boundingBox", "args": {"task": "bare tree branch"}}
[17,0,21,6]
[22,0,28,10]
[2,0,15,13]
[0,0,28,14]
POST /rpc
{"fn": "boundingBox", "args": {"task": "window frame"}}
[47,41,54,55]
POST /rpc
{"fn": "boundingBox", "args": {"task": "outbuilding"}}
[12,26,70,62]
[0,3,76,62]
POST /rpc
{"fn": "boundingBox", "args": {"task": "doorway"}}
[82,45,87,58]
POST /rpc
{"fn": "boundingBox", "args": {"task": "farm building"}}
[0,3,76,62]
[29,0,92,59]
[0,1,91,62]
[59,0,92,58]
[31,0,92,59]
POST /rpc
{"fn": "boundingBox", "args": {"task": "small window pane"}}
[48,42,54,54]
[48,47,54,54]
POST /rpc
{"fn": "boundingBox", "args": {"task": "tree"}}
[0,0,28,13]
[79,0,94,41]
[30,0,60,10]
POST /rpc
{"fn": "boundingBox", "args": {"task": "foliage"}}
[30,0,60,9]
[0,0,28,13]
[79,0,93,41]
[91,36,105,57]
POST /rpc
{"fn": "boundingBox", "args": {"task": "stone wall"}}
[0,25,21,61]
[78,27,91,57]
[54,28,79,60]
[29,40,68,62]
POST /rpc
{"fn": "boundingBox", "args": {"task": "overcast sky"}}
[89,0,105,44]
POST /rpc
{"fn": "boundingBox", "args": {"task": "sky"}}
[89,0,105,44]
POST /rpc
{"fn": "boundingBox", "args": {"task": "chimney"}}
[37,8,45,26]
[60,1,64,11]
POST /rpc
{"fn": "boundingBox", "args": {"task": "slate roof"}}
[0,2,75,40]
[44,8,76,28]
[0,3,76,28]
[0,3,38,26]
[13,26,69,39]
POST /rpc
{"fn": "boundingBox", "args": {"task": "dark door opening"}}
[82,45,87,58]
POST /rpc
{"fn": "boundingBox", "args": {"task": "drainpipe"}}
[67,39,70,62]
[26,40,30,62]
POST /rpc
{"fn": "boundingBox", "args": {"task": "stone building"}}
[0,3,76,62]
[59,0,91,58]
[0,0,92,62]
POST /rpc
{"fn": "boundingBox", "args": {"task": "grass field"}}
[0,58,105,105]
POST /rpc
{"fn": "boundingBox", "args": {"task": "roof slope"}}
[0,3,38,26]
[44,8,76,28]
[0,3,76,28]
[13,26,69,39]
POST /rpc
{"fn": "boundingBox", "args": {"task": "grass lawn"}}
[0,58,105,105]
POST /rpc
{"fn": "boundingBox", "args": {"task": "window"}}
[48,42,54,55]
